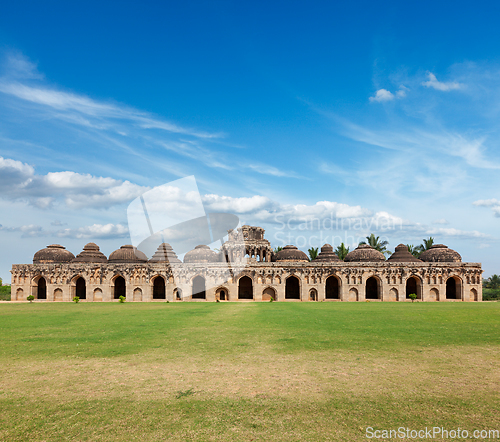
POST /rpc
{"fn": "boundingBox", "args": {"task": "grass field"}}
[0,302,499,441]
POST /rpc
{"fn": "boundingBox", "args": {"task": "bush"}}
[119,295,126,303]
[269,297,274,302]
[0,284,11,301]
[73,296,80,303]
[27,295,34,303]
[408,293,417,302]
[483,288,500,301]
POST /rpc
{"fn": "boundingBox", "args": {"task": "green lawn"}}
[1,302,499,441]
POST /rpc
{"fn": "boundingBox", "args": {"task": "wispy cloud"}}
[369,86,408,102]
[422,72,462,91]
[473,198,500,217]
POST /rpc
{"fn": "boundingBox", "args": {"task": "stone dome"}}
[275,245,309,262]
[314,244,340,262]
[149,243,181,264]
[344,244,385,262]
[419,244,461,263]
[184,245,219,263]
[33,244,75,264]
[387,244,422,263]
[108,245,148,263]
[72,243,108,263]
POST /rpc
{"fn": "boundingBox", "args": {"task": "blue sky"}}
[1,0,500,279]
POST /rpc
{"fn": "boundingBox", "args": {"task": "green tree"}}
[408,293,417,303]
[407,244,422,258]
[335,243,350,261]
[484,274,500,290]
[273,246,283,253]
[308,247,318,261]
[360,234,390,256]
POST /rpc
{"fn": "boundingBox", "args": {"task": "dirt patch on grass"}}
[2,346,499,403]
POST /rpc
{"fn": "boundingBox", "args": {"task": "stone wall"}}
[10,261,483,302]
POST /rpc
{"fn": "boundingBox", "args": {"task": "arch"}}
[238,275,253,300]
[34,276,47,300]
[429,288,439,302]
[470,288,478,302]
[285,275,300,300]
[75,277,86,300]
[406,276,421,300]
[93,288,103,302]
[365,276,380,300]
[309,288,318,301]
[216,286,229,301]
[325,275,340,299]
[54,288,63,302]
[446,276,462,300]
[15,288,24,301]
[133,287,143,302]
[262,286,276,301]
[152,276,166,299]
[192,275,206,299]
[348,287,358,302]
[174,288,182,300]
[388,287,398,302]
[113,275,126,300]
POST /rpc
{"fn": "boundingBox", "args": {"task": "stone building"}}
[10,225,482,302]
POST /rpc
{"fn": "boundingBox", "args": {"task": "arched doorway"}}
[285,276,300,300]
[192,276,206,299]
[174,288,182,300]
[309,288,318,301]
[365,277,379,300]
[133,288,142,302]
[76,277,86,300]
[37,277,47,300]
[470,288,478,302]
[238,276,253,300]
[216,287,228,301]
[405,276,420,300]
[153,276,166,299]
[325,276,340,299]
[114,276,126,299]
[262,287,276,301]
[446,277,461,300]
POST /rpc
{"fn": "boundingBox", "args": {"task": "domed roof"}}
[275,245,309,262]
[33,244,75,264]
[344,244,385,262]
[149,243,181,263]
[314,244,340,262]
[108,245,148,263]
[419,244,461,263]
[72,243,108,263]
[387,244,422,263]
[184,245,219,263]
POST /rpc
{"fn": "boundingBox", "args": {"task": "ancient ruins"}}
[10,225,482,302]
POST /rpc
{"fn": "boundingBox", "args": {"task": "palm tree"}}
[411,237,434,257]
[484,274,500,290]
[407,244,421,258]
[308,247,318,261]
[335,243,350,261]
[273,246,283,253]
[360,234,390,256]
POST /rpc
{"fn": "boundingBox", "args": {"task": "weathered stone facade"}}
[10,226,483,302]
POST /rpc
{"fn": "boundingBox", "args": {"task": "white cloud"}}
[425,227,489,239]
[57,223,129,239]
[0,156,149,209]
[473,198,500,217]
[433,218,450,225]
[369,89,394,102]
[422,72,462,91]
[369,86,408,103]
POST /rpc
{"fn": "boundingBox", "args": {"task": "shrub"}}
[269,297,274,302]
[408,293,417,302]
[73,296,80,303]
[27,295,35,303]
[119,295,126,303]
